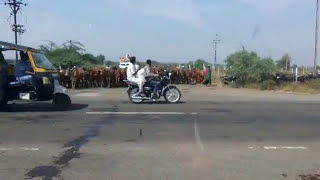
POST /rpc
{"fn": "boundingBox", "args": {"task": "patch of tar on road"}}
[26,125,100,179]
[54,123,101,167]
[296,174,320,180]
[26,166,61,180]
[26,105,119,180]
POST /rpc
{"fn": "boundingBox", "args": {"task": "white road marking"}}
[193,115,204,152]
[264,146,279,150]
[86,112,192,115]
[248,146,307,150]
[73,93,100,97]
[282,146,307,150]
[20,147,39,151]
[0,147,40,151]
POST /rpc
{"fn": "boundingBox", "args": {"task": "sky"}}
[0,0,317,65]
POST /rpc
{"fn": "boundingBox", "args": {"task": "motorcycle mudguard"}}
[127,84,138,94]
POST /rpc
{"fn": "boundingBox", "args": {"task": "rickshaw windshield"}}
[32,52,56,71]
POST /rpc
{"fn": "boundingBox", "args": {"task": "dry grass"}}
[276,83,320,94]
[241,80,320,94]
[212,72,223,87]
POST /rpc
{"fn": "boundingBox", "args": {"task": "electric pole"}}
[210,34,221,86]
[213,34,221,71]
[314,0,319,73]
[3,0,27,60]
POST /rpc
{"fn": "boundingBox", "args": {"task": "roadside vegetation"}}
[39,40,208,69]
[224,49,320,94]
[39,40,320,94]
[39,40,108,68]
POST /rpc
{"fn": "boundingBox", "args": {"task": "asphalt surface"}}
[1,85,320,180]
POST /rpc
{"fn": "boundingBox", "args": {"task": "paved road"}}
[1,85,320,180]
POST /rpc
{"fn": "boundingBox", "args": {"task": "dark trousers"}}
[148,80,161,95]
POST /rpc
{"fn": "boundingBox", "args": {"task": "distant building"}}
[119,55,130,69]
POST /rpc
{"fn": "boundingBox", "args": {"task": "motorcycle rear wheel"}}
[128,88,144,103]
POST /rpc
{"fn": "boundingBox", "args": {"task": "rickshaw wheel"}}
[53,93,71,111]
[0,99,8,107]
[0,90,7,107]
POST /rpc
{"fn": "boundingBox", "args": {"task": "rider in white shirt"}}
[137,60,160,98]
[126,56,143,95]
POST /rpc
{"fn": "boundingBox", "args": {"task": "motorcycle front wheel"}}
[128,87,144,103]
[164,87,181,103]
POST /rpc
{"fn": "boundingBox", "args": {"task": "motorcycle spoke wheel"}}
[165,88,181,103]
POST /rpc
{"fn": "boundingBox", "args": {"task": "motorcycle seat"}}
[124,80,138,86]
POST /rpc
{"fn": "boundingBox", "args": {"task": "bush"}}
[225,50,275,86]
[260,80,276,90]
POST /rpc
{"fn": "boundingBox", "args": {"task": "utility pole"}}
[3,0,27,60]
[211,34,220,85]
[314,0,319,73]
[213,34,221,71]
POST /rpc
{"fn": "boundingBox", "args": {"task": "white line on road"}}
[193,115,204,152]
[73,93,100,97]
[281,146,307,150]
[0,147,40,151]
[86,112,196,115]
[248,146,307,150]
[20,147,39,151]
[264,146,279,150]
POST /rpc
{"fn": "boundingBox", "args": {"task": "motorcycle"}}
[124,75,181,103]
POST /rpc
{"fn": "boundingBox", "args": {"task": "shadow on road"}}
[122,101,186,105]
[0,103,88,112]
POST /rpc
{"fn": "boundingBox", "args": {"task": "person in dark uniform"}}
[15,51,34,85]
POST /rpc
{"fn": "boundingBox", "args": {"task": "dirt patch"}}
[296,174,320,180]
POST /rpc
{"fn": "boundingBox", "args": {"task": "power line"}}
[2,0,27,60]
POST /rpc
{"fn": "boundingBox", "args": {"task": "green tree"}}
[82,53,99,66]
[39,41,57,53]
[96,54,105,65]
[225,50,275,85]
[39,40,106,68]
[188,59,210,69]
[62,40,85,53]
[276,53,291,70]
[45,48,83,68]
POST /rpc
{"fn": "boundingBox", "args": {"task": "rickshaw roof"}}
[0,41,39,52]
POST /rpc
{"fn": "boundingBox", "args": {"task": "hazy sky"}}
[0,0,317,65]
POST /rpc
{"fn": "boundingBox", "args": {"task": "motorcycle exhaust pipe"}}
[132,96,152,100]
